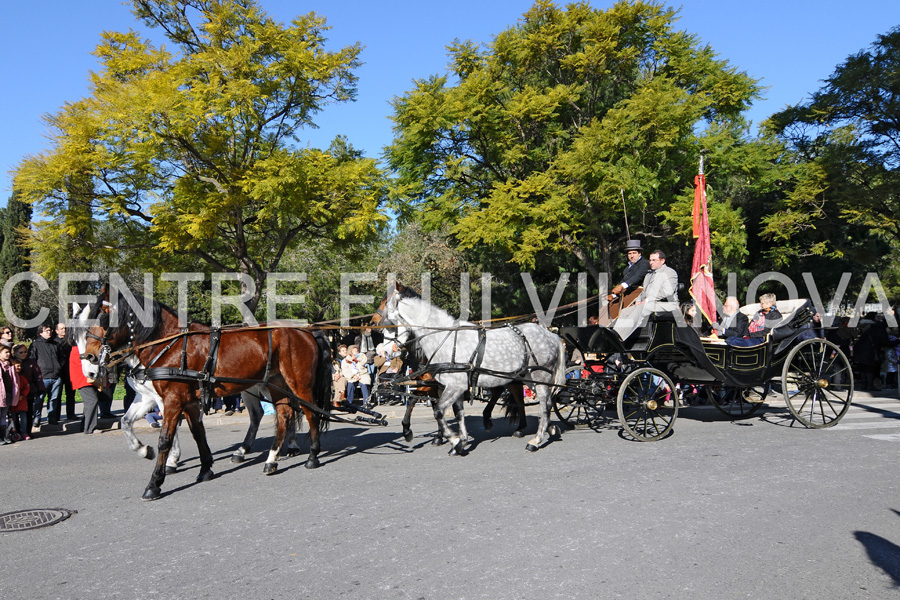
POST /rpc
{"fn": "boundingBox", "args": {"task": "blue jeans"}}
[346,382,369,404]
[34,377,61,424]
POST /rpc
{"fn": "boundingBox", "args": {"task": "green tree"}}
[767,26,900,295]
[1,191,35,336]
[15,0,387,313]
[387,0,767,288]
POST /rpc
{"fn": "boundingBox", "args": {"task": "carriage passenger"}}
[611,250,679,340]
[727,293,782,347]
[682,301,713,336]
[712,296,749,340]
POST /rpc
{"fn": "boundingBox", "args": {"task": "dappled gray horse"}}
[377,284,566,454]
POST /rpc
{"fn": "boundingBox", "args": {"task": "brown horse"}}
[72,286,332,501]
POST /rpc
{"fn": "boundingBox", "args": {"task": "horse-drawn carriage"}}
[71,282,854,501]
[555,298,854,440]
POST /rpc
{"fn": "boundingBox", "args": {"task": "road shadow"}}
[854,530,900,586]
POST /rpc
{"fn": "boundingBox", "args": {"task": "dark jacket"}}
[19,357,45,397]
[29,336,61,379]
[854,321,896,367]
[621,257,651,290]
[719,311,750,338]
[53,336,72,366]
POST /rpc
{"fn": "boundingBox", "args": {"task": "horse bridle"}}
[81,301,139,380]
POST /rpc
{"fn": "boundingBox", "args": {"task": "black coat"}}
[620,257,651,290]
[29,337,61,379]
[854,321,894,367]
[720,311,750,338]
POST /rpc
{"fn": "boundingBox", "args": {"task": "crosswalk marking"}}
[863,433,900,442]
[818,395,900,438]
[840,409,900,420]
[831,420,900,430]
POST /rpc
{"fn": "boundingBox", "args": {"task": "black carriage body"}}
[561,299,817,389]
[556,298,852,439]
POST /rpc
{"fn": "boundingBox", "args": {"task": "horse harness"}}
[405,323,551,398]
[86,309,350,424]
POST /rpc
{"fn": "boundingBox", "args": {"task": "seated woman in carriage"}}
[727,293,782,347]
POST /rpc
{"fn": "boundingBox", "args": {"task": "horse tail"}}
[311,329,333,432]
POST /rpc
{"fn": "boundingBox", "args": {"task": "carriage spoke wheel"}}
[706,383,769,419]
[616,367,678,441]
[553,366,604,427]
[782,338,853,428]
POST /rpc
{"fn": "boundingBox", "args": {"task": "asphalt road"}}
[2,391,900,600]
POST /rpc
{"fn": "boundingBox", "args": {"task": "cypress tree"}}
[1,190,33,337]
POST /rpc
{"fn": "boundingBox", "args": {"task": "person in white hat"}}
[607,239,650,302]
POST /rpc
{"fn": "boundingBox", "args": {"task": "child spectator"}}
[13,343,44,436]
[0,341,19,444]
[9,357,31,440]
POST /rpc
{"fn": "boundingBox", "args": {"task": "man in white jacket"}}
[612,250,679,340]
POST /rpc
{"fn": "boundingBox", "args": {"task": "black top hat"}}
[625,239,642,252]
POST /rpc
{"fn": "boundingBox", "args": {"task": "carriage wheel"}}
[616,367,678,441]
[782,338,853,428]
[553,366,604,427]
[706,383,769,419]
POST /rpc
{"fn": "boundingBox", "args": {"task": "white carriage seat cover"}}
[739,298,810,329]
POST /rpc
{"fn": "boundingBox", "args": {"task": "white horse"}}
[377,284,566,454]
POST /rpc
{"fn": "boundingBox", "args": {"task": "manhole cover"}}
[0,509,77,532]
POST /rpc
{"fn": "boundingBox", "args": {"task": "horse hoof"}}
[403,429,414,443]
[230,454,245,464]
[263,462,278,475]
[549,424,560,437]
[196,469,214,482]
[165,465,177,475]
[525,443,539,453]
[448,441,467,456]
[483,419,493,431]
[305,456,320,469]
[141,487,161,501]
[432,437,447,446]
[282,448,302,459]
[512,429,525,438]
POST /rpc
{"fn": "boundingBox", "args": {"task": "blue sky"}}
[2,0,898,202]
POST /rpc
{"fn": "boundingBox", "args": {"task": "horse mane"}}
[402,296,475,329]
[83,290,167,345]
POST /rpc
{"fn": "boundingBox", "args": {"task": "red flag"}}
[690,173,717,324]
